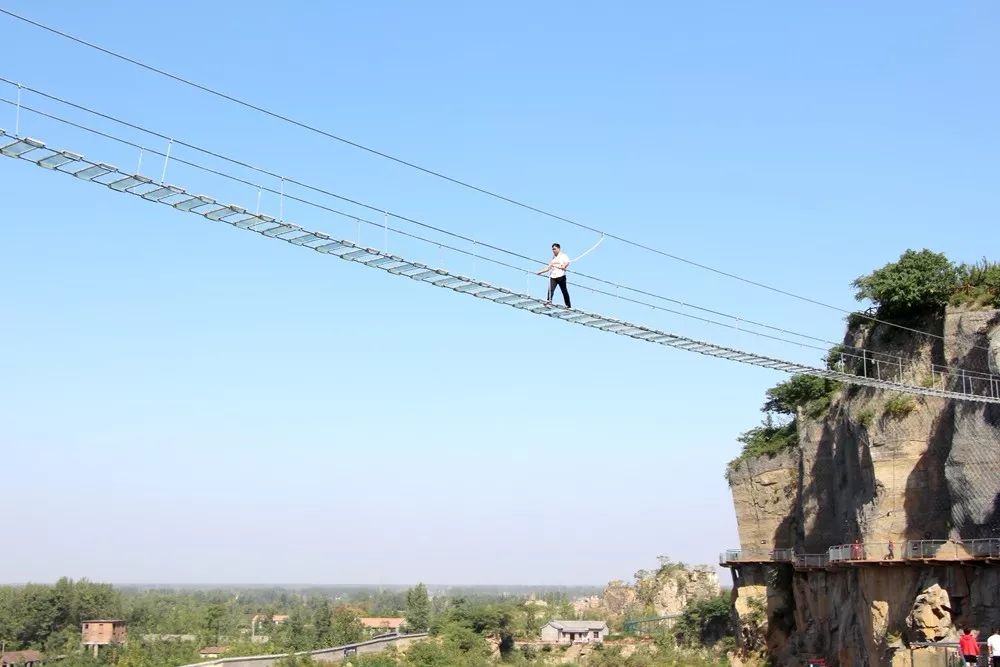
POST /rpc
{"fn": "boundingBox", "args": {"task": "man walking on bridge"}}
[539,243,571,308]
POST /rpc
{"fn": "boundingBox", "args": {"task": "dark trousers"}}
[547,276,570,307]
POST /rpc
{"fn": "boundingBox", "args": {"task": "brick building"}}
[82,620,127,656]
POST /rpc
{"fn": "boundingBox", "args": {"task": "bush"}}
[857,408,875,428]
[737,419,798,459]
[728,375,843,474]
[727,418,798,478]
[354,654,400,667]
[952,258,1000,308]
[883,395,916,420]
[846,310,875,330]
[852,249,960,320]
[275,656,317,667]
[673,595,733,647]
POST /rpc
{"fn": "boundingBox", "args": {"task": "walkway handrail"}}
[905,540,949,559]
[177,633,429,667]
[961,538,1000,558]
[771,548,794,562]
[719,548,794,564]
[724,538,1000,569]
[828,542,898,562]
[794,554,830,568]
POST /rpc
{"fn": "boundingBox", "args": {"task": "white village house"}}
[539,620,609,644]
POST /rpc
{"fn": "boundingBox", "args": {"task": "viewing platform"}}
[718,548,794,566]
[719,538,1000,570]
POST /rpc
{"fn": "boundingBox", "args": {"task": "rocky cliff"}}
[586,560,720,620]
[726,306,1000,666]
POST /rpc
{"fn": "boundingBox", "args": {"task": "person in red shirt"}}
[960,628,981,664]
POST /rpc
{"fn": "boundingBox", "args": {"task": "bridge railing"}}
[961,538,1000,558]
[794,554,830,568]
[719,549,743,565]
[724,539,1000,569]
[828,349,1000,401]
[909,640,988,667]
[828,543,898,562]
[931,364,1000,399]
[719,548,794,565]
[905,540,951,560]
[792,554,830,567]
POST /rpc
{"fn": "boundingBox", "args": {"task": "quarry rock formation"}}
[596,563,719,619]
[725,306,1000,666]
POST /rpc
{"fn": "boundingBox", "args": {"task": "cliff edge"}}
[726,303,1000,666]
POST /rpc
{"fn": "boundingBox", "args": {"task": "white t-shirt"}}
[547,252,571,279]
[988,633,1000,657]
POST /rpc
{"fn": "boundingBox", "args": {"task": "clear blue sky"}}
[1,2,997,585]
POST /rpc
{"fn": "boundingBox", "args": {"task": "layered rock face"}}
[598,564,720,618]
[726,307,1000,666]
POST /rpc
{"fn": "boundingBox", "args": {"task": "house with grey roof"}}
[539,620,608,644]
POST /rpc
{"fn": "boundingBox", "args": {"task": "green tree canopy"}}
[852,249,959,320]
[673,594,733,647]
[404,584,431,633]
[331,605,363,645]
[762,375,840,416]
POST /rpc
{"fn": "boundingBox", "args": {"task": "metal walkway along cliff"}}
[720,538,1000,571]
[3,129,999,405]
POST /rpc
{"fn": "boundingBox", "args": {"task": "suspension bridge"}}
[2,127,998,405]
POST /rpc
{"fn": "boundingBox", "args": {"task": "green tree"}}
[204,602,226,644]
[312,600,333,646]
[762,376,839,416]
[283,607,316,652]
[523,603,537,637]
[331,605,363,645]
[734,415,798,461]
[405,584,431,632]
[673,594,733,647]
[852,249,959,319]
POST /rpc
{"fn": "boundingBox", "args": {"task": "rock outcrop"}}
[589,561,720,620]
[726,306,1000,666]
[906,583,952,642]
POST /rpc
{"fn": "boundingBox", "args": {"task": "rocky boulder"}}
[907,584,952,642]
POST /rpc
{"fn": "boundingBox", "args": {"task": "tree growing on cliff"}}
[734,414,798,460]
[852,249,960,320]
[763,375,840,418]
